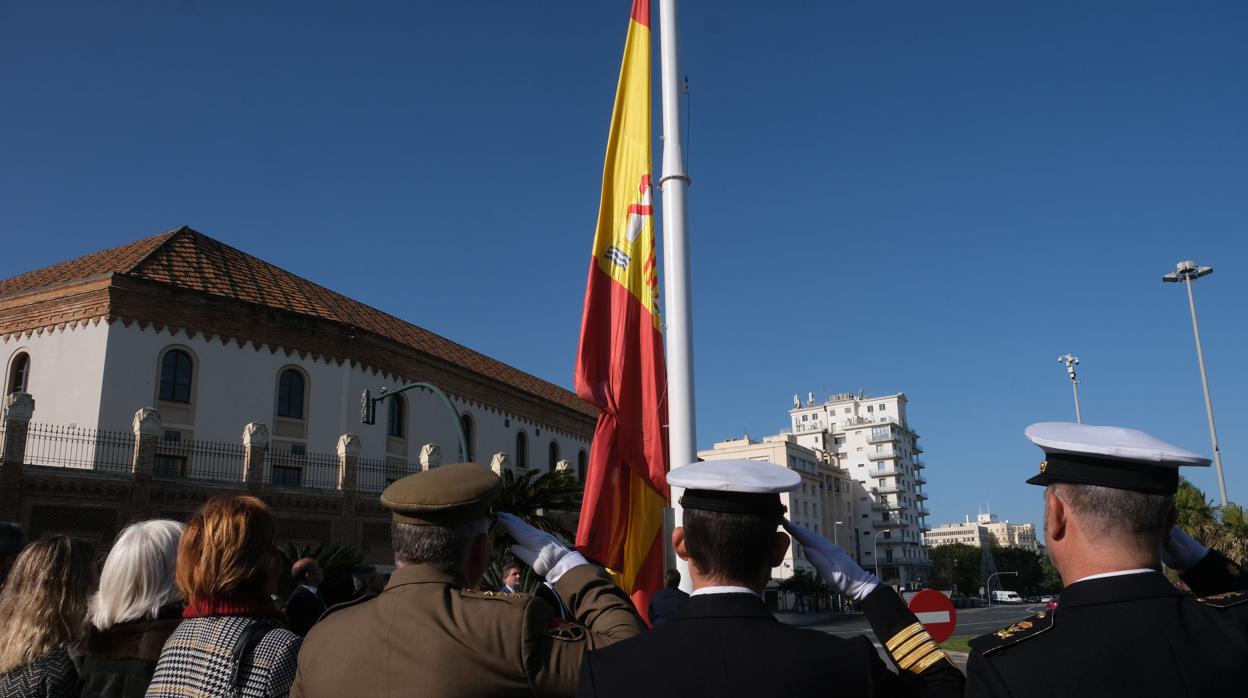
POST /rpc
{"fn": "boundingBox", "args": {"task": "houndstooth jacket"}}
[145,616,301,698]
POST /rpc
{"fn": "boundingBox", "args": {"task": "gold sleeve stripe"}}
[911,647,954,673]
[892,634,933,662]
[896,641,941,671]
[885,623,924,652]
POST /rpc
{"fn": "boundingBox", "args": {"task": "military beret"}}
[1023,422,1210,495]
[380,462,502,525]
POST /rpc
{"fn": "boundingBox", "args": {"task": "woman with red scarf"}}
[146,496,301,698]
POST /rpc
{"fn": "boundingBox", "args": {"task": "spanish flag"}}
[574,0,670,616]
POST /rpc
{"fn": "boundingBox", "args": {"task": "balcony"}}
[912,459,925,470]
[871,500,904,512]
[868,448,898,461]
[873,519,909,530]
[867,430,898,444]
[913,444,924,454]
[868,467,900,478]
[915,490,928,501]
[873,484,902,494]
[914,473,927,485]
[918,507,931,517]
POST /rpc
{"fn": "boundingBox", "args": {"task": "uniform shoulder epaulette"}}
[318,592,377,621]
[969,611,1055,657]
[1197,591,1248,609]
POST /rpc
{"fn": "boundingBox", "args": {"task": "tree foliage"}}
[1174,477,1248,565]
[928,544,983,595]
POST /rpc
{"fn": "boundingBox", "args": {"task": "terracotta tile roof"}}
[0,230,179,297]
[0,227,595,418]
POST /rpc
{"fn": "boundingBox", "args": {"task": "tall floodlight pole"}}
[659,0,698,591]
[1162,260,1227,507]
[1058,353,1082,423]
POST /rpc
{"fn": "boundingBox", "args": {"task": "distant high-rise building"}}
[788,392,931,588]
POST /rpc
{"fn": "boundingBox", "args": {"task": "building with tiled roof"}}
[0,227,596,478]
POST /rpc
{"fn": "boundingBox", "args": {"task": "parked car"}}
[1046,597,1059,611]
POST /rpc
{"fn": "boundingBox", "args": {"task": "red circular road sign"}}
[907,589,958,644]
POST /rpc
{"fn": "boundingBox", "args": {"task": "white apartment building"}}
[928,513,1040,553]
[788,391,931,588]
[697,434,860,582]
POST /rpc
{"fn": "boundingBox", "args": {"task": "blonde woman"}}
[0,535,96,697]
[77,520,185,698]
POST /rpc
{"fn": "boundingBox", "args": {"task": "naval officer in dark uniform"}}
[292,462,644,697]
[577,459,965,698]
[967,422,1248,697]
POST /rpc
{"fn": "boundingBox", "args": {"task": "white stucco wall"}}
[2,322,110,429]
[88,324,590,470]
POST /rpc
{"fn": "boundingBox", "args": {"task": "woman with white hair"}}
[76,519,185,698]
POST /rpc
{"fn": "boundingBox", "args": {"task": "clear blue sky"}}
[3,1,1247,532]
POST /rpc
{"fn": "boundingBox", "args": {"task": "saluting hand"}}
[783,520,879,601]
[1161,524,1208,572]
[496,512,589,583]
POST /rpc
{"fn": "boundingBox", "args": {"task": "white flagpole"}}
[658,0,697,592]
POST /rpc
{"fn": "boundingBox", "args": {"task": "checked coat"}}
[145,617,301,698]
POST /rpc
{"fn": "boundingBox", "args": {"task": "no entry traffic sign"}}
[907,589,957,644]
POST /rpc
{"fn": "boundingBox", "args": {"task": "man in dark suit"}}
[286,557,327,636]
[966,422,1248,697]
[577,459,965,698]
[647,569,689,626]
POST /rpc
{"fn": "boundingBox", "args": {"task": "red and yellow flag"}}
[575,0,670,617]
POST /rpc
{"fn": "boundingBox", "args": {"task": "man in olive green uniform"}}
[292,462,644,697]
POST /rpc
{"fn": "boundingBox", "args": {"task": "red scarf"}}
[183,589,286,623]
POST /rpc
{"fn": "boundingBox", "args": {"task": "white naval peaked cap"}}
[1023,422,1209,494]
[669,459,801,516]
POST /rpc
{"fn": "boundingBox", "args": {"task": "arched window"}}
[276,369,306,419]
[548,440,560,472]
[7,352,30,395]
[459,413,475,461]
[578,449,588,481]
[158,349,193,403]
[515,431,528,470]
[387,395,406,438]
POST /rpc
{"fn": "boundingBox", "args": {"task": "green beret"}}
[380,462,501,525]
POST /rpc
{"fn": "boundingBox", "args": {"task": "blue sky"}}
[3,1,1247,532]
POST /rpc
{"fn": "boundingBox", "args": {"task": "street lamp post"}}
[985,571,1018,606]
[833,520,844,547]
[874,529,891,580]
[1162,260,1228,507]
[1058,353,1082,424]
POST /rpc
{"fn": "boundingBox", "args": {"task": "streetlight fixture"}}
[874,529,891,579]
[1057,353,1082,423]
[985,571,1018,606]
[1162,260,1228,507]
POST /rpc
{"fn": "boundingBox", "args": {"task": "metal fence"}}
[264,447,341,490]
[355,456,421,494]
[23,423,136,474]
[153,436,246,483]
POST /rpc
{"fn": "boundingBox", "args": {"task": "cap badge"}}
[1038,460,1048,474]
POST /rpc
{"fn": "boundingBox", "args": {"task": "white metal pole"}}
[1184,276,1228,508]
[658,0,698,593]
[1071,381,1082,424]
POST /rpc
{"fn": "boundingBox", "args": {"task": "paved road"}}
[787,603,1044,672]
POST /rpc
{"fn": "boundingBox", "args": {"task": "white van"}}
[992,590,1023,603]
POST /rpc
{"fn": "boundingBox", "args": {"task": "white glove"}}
[784,520,879,601]
[496,512,588,584]
[1161,525,1208,573]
